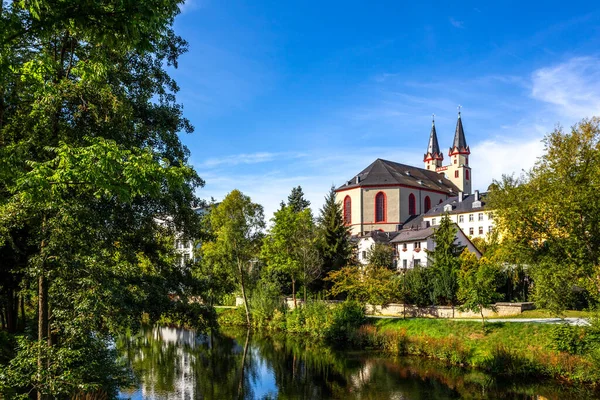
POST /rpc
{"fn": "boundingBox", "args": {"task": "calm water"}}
[117,326,598,400]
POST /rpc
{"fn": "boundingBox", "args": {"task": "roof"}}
[424,121,443,161]
[390,225,436,243]
[424,191,489,217]
[357,230,400,243]
[449,112,470,155]
[335,159,459,194]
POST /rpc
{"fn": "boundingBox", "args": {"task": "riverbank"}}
[218,304,600,385]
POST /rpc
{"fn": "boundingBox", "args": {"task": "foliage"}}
[458,251,503,328]
[287,186,311,213]
[366,243,395,270]
[203,190,265,326]
[261,206,321,305]
[326,265,399,306]
[428,215,464,306]
[488,118,600,314]
[315,186,353,290]
[404,264,435,307]
[0,0,206,396]
[248,283,286,329]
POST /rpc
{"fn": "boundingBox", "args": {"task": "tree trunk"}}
[238,262,251,326]
[480,306,485,330]
[37,275,49,400]
[303,285,307,304]
[292,279,296,308]
[20,294,26,331]
[237,329,250,400]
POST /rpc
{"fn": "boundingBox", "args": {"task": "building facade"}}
[336,112,473,235]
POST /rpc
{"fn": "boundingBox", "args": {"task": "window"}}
[488,213,494,220]
[459,215,464,223]
[478,227,484,235]
[414,242,421,249]
[488,226,493,233]
[469,227,474,236]
[478,213,484,221]
[466,169,470,180]
[361,250,366,260]
[469,214,474,222]
[454,159,457,164]
[402,259,407,269]
[455,170,459,178]
[408,193,416,215]
[465,157,468,165]
[343,196,352,224]
[183,253,190,263]
[432,218,436,226]
[375,192,386,222]
[424,196,431,212]
[414,259,421,267]
[402,243,407,250]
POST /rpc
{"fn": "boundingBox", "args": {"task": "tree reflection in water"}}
[117,326,598,400]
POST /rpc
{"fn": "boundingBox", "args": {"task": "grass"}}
[357,317,600,383]
[498,309,593,319]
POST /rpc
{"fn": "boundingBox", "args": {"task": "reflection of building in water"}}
[138,326,208,400]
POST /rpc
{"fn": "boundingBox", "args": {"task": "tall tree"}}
[427,215,464,309]
[316,186,353,290]
[488,118,600,314]
[203,190,265,326]
[0,0,203,397]
[366,243,396,270]
[287,186,311,213]
[261,206,321,305]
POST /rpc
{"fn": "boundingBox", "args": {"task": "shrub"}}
[217,307,248,326]
[249,285,285,328]
[324,300,365,344]
[549,323,586,354]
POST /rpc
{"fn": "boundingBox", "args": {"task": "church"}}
[335,111,472,236]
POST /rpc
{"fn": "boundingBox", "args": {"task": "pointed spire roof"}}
[449,109,470,155]
[424,116,443,162]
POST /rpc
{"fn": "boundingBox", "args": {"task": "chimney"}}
[474,190,479,202]
[458,192,464,202]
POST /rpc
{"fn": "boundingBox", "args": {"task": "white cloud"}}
[449,17,465,28]
[199,151,306,168]
[531,57,600,119]
[470,137,544,191]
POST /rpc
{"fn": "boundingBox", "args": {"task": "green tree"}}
[287,186,311,213]
[488,118,600,314]
[0,0,204,397]
[203,190,265,326]
[326,265,399,306]
[366,243,395,270]
[427,215,464,309]
[262,206,321,306]
[316,186,353,290]
[458,251,503,328]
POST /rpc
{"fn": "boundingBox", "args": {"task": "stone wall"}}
[280,297,534,318]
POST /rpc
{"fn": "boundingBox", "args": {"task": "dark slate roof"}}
[336,159,459,194]
[390,225,436,243]
[401,214,424,230]
[450,112,470,154]
[424,121,442,160]
[358,230,400,243]
[424,191,488,217]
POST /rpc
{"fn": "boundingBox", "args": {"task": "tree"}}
[203,190,265,326]
[261,206,321,305]
[326,265,399,306]
[366,243,395,270]
[458,251,502,328]
[316,186,353,290]
[488,118,600,314]
[427,215,464,309]
[0,0,203,397]
[287,186,311,213]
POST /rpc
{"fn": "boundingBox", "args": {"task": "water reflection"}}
[117,326,599,400]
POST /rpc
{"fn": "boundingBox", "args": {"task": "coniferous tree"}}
[427,215,465,308]
[287,186,311,213]
[316,186,353,290]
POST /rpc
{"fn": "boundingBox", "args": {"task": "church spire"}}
[424,115,443,169]
[449,107,470,156]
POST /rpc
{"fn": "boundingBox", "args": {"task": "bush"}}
[249,285,286,328]
[325,300,365,344]
[217,307,248,326]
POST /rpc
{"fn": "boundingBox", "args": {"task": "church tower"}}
[423,116,443,170]
[444,110,472,194]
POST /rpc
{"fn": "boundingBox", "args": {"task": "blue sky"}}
[171,0,600,219]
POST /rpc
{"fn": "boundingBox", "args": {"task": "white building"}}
[422,190,494,240]
[355,230,400,265]
[390,220,481,270]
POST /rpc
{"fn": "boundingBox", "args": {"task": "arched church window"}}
[466,170,470,180]
[408,193,416,215]
[375,192,386,222]
[455,170,459,178]
[343,196,351,224]
[424,196,431,212]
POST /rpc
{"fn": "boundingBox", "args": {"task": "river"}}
[117,326,598,399]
